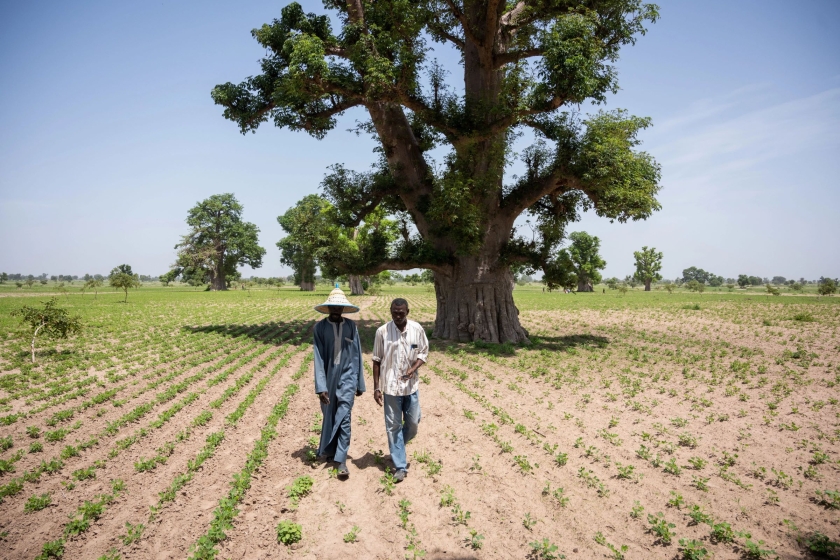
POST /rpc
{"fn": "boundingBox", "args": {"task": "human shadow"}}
[181,319,316,347]
[348,450,390,472]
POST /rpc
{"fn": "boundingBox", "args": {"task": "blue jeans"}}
[383,391,421,471]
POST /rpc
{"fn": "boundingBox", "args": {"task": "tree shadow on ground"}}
[181,319,315,347]
[428,332,610,356]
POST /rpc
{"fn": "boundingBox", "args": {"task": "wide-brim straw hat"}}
[314,286,360,314]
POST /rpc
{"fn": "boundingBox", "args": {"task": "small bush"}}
[277,520,302,545]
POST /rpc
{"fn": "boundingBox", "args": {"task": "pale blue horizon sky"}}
[1,1,838,281]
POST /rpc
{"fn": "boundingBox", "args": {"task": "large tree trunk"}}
[299,281,314,291]
[645,279,651,291]
[349,275,364,295]
[577,280,593,292]
[433,260,529,344]
[209,268,227,291]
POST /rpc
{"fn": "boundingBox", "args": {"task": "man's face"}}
[390,304,409,326]
[327,305,344,322]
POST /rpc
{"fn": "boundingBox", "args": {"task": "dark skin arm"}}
[371,357,425,407]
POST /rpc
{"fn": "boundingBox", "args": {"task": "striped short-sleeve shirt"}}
[372,319,429,396]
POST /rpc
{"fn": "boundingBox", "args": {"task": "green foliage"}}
[647,512,676,545]
[10,297,82,362]
[109,265,142,302]
[24,493,52,513]
[528,538,565,560]
[276,520,302,545]
[678,539,709,560]
[343,525,360,543]
[169,194,265,291]
[121,522,144,545]
[633,246,663,288]
[35,539,64,560]
[213,1,661,332]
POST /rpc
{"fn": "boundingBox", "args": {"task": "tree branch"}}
[494,47,543,67]
[443,0,482,47]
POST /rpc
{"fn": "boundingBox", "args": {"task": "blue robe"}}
[313,317,365,463]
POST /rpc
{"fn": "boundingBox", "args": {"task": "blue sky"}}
[1,0,838,281]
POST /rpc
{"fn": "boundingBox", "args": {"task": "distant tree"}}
[277,195,334,291]
[11,297,82,363]
[405,273,422,286]
[83,274,92,282]
[748,276,762,286]
[708,275,723,288]
[159,270,179,287]
[83,278,103,298]
[170,194,265,291]
[725,283,735,291]
[562,232,606,292]
[686,280,705,293]
[39,279,48,285]
[765,283,780,296]
[771,276,786,285]
[605,277,619,290]
[737,274,750,288]
[818,277,837,296]
[790,282,803,292]
[663,284,674,294]
[109,265,141,303]
[15,282,23,288]
[24,278,35,288]
[681,267,713,284]
[0,273,8,284]
[632,246,663,291]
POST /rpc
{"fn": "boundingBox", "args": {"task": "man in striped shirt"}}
[372,297,429,482]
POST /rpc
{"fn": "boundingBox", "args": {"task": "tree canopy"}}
[11,297,82,363]
[172,194,265,291]
[109,264,142,303]
[633,245,662,291]
[560,231,606,292]
[214,0,662,342]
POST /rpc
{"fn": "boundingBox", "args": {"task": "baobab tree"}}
[213,0,662,342]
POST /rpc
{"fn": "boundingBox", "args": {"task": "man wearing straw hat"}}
[313,284,365,478]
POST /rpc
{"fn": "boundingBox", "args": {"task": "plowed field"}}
[1,286,838,560]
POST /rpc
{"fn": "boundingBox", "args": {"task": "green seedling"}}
[667,491,684,509]
[440,485,456,507]
[647,512,676,545]
[276,520,302,545]
[24,493,52,513]
[288,475,313,505]
[452,503,471,525]
[630,501,644,519]
[343,525,360,543]
[528,538,562,560]
[466,529,484,550]
[121,522,144,545]
[398,499,412,528]
[523,512,537,530]
[380,468,396,496]
[678,538,710,560]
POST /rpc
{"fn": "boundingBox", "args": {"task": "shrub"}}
[277,520,302,545]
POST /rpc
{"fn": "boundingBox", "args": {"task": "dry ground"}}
[0,286,838,560]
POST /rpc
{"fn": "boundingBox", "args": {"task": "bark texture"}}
[577,281,594,292]
[300,281,315,291]
[433,260,528,344]
[349,275,364,295]
[644,279,651,291]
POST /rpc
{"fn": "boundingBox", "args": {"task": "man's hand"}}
[374,389,383,407]
[399,368,417,382]
[318,392,330,405]
[355,390,363,397]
